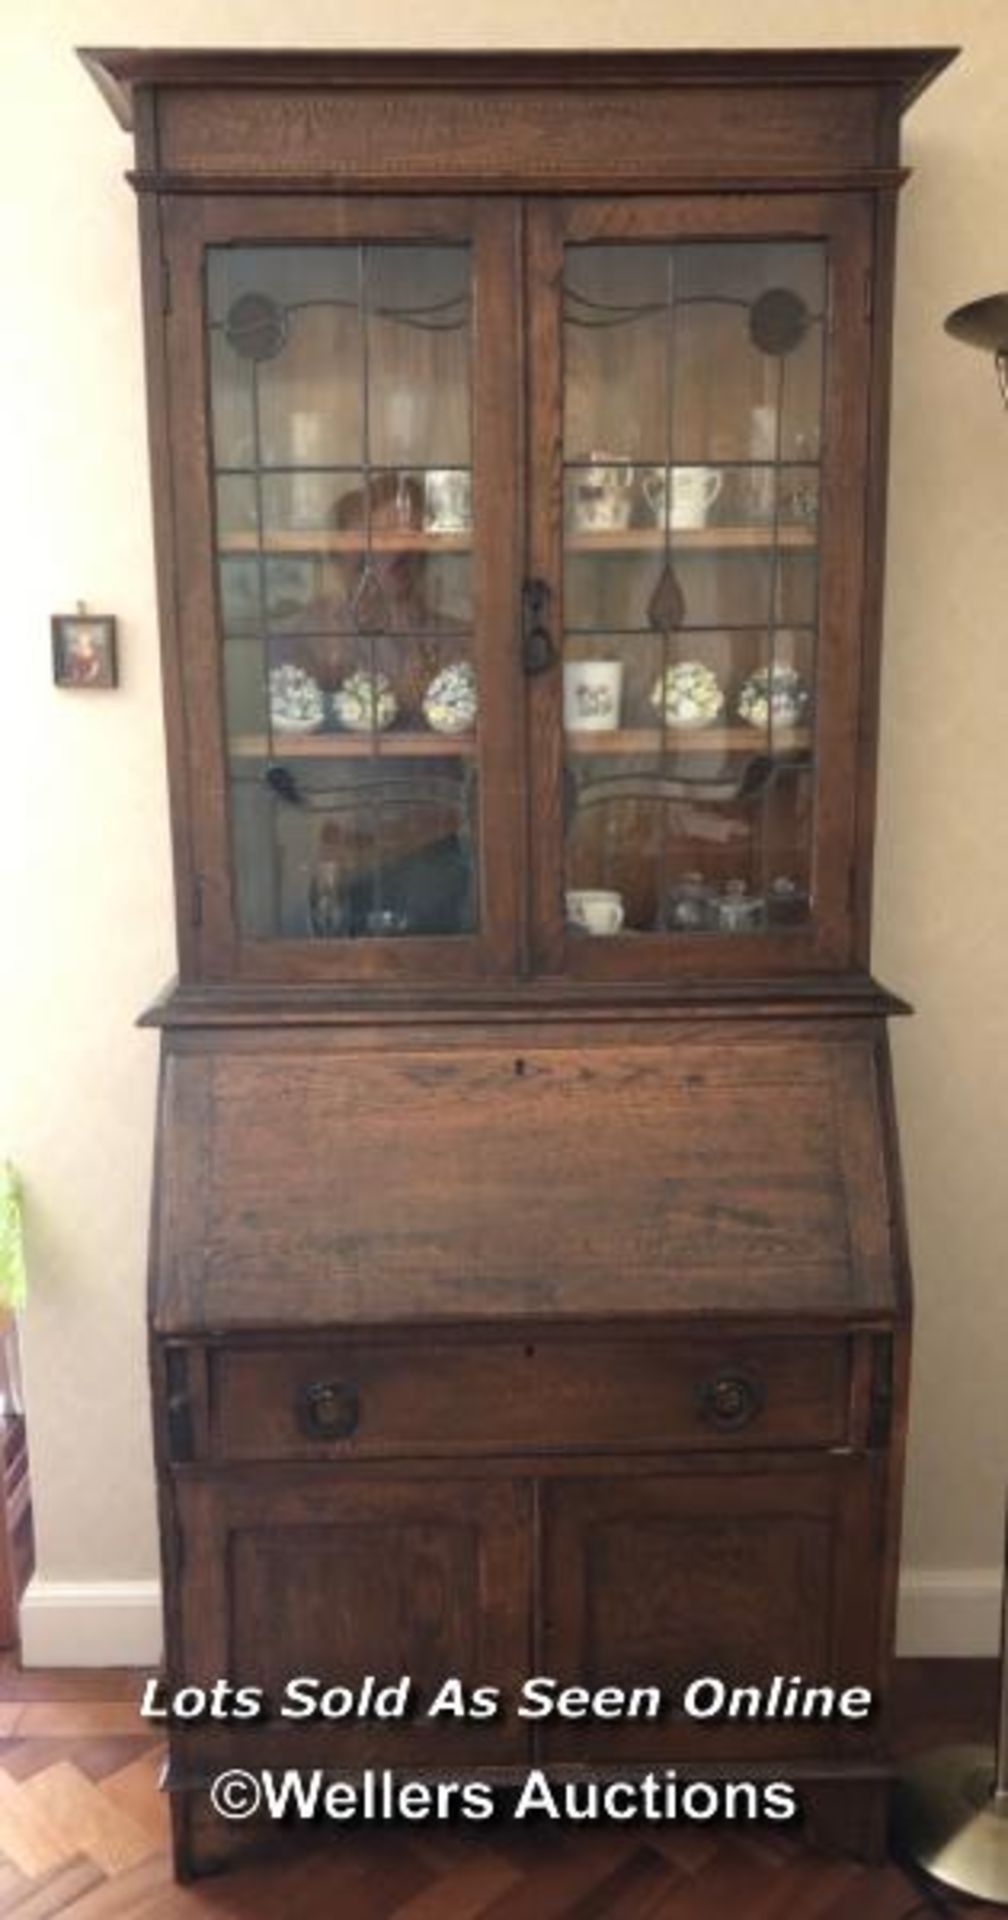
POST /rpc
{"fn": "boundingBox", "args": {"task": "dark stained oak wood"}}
[86,45,953,997]
[170,1474,533,1771]
[852,184,901,969]
[138,974,914,1026]
[160,193,523,986]
[152,1029,904,1332]
[80,50,957,199]
[539,1460,889,1764]
[205,1331,856,1460]
[525,192,875,984]
[81,48,958,118]
[79,49,952,1880]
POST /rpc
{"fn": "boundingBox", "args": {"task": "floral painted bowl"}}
[649,661,725,729]
[423,661,478,735]
[268,664,325,733]
[332,669,398,733]
[737,663,810,731]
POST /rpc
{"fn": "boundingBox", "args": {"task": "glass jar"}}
[663,872,719,933]
[766,875,809,927]
[307,861,346,938]
[716,879,767,934]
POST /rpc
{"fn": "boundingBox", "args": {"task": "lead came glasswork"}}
[207,243,478,941]
[562,240,825,937]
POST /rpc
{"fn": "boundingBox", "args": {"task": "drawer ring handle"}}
[297,1379,360,1442]
[698,1371,763,1431]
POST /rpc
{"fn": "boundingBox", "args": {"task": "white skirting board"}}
[19,1579,163,1668]
[15,1570,1003,1668]
[897,1568,1003,1658]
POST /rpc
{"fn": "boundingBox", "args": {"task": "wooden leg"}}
[802,1777,890,1864]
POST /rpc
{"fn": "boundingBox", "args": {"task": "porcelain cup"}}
[565,889,625,936]
[424,469,472,533]
[562,659,623,732]
[643,466,723,530]
[568,455,635,533]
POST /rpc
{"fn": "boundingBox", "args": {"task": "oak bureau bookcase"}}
[83,46,954,1877]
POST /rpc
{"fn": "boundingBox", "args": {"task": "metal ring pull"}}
[698,1371,763,1431]
[297,1379,361,1441]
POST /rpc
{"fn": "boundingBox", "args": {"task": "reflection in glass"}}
[207,242,477,942]
[230,760,477,940]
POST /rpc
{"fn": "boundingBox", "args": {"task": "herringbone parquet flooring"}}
[0,1662,997,1917]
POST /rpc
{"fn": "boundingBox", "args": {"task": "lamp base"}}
[894,1743,1008,1905]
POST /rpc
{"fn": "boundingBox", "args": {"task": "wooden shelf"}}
[230,731,476,759]
[564,727,811,756]
[565,525,816,553]
[233,728,809,760]
[220,529,471,555]
[218,525,814,557]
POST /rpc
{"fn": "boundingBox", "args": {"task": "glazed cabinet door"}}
[539,1457,887,1764]
[158,196,524,983]
[527,195,875,978]
[169,1473,532,1768]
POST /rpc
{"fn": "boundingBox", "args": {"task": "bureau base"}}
[166,1764,892,1881]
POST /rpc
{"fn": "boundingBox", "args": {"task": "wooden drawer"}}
[205,1335,851,1460]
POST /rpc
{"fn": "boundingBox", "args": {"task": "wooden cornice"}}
[80,46,958,134]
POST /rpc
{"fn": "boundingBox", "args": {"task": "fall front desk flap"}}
[152,1034,901,1333]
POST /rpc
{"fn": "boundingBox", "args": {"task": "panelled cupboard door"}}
[160,195,525,983]
[527,195,875,978]
[539,1459,887,1764]
[171,1475,532,1767]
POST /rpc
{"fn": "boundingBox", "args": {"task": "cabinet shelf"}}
[230,731,476,759]
[565,727,811,756]
[219,529,472,555]
[219,526,815,557]
[565,525,816,553]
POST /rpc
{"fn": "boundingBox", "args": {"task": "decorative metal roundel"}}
[749,287,810,357]
[224,292,288,361]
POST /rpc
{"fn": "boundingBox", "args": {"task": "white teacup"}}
[643,466,723,531]
[424,469,472,533]
[566,889,625,936]
[568,454,635,533]
[563,659,623,732]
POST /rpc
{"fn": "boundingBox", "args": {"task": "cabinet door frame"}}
[526,193,875,979]
[158,193,526,984]
[169,1469,533,1766]
[539,1453,889,1764]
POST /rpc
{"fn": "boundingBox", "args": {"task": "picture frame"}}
[51,613,118,689]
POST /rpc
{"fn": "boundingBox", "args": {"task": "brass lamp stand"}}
[895,1496,1008,1901]
[893,292,1008,1905]
[943,292,1008,405]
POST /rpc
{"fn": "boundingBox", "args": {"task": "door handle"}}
[522,579,556,676]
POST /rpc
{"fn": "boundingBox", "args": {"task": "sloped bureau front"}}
[154,1029,900,1331]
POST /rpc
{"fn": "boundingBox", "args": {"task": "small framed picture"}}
[51,614,118,689]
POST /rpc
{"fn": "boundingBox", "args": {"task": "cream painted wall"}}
[3,0,1006,1654]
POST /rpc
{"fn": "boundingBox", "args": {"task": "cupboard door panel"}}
[162,194,524,983]
[172,1474,531,1766]
[528,194,874,978]
[540,1459,885,1762]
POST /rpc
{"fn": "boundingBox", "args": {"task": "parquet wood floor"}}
[0,1661,996,1917]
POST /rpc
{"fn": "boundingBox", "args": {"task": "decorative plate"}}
[737,663,810,730]
[268,664,325,733]
[650,661,725,729]
[422,661,478,735]
[332,669,398,733]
